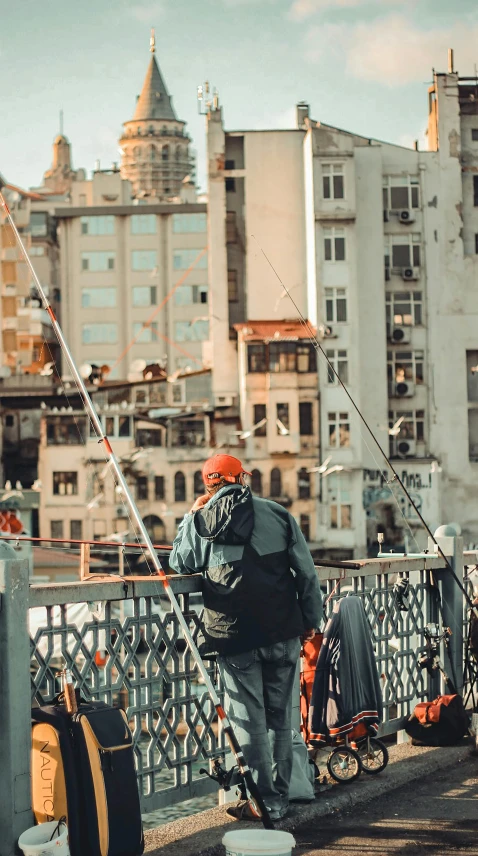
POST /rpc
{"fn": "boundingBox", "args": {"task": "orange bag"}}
[300,633,323,744]
[414,694,457,725]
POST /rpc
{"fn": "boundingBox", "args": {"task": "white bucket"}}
[18,821,70,856]
[223,829,296,856]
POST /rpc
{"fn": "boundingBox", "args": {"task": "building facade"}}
[205,59,478,554]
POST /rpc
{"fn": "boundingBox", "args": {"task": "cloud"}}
[290,0,402,21]
[128,2,164,23]
[305,15,478,85]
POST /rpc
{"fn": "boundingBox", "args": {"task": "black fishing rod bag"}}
[31,697,144,856]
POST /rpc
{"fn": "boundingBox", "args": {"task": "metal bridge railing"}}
[0,534,474,853]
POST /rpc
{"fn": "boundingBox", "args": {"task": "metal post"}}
[0,542,33,852]
[434,532,464,694]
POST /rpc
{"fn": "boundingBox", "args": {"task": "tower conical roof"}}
[132,54,177,122]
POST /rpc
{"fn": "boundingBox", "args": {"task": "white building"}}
[205,57,478,555]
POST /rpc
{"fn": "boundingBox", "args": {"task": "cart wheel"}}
[327,746,362,783]
[357,737,389,775]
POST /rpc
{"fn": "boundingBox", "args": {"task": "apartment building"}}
[206,57,478,554]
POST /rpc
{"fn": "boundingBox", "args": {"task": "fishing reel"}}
[199,757,237,792]
[418,623,452,676]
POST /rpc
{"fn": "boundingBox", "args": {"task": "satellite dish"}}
[130,359,147,373]
[80,363,92,379]
[40,361,54,376]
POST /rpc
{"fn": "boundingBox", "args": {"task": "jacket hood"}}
[193,484,254,545]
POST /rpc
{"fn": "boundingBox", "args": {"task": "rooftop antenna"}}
[448,47,454,74]
[197,81,211,115]
[59,108,64,135]
[150,27,156,53]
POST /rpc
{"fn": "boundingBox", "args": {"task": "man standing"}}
[169,454,322,822]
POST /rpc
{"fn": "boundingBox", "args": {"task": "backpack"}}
[405,694,469,747]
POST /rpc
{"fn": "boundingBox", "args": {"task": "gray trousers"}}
[218,637,301,817]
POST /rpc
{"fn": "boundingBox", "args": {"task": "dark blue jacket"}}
[169,484,322,656]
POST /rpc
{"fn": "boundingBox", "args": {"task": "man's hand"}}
[301,628,316,642]
[189,494,209,514]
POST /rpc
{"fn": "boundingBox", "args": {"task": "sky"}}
[2,0,478,193]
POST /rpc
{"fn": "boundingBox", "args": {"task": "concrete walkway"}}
[144,740,477,856]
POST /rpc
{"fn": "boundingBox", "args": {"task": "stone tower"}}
[42,133,78,194]
[119,30,192,199]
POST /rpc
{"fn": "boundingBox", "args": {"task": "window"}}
[325,288,347,324]
[386,234,421,269]
[328,412,350,448]
[297,344,317,372]
[171,418,205,447]
[81,216,115,236]
[137,476,148,501]
[387,350,424,386]
[253,403,267,435]
[326,349,348,385]
[472,129,478,142]
[475,234,478,255]
[81,251,115,272]
[270,342,296,373]
[133,286,157,307]
[131,214,156,235]
[324,227,345,262]
[194,471,203,496]
[155,476,165,500]
[29,246,45,256]
[322,163,344,200]
[70,520,82,543]
[136,427,162,446]
[228,270,238,302]
[133,322,158,343]
[251,469,262,495]
[100,414,132,438]
[30,212,48,236]
[225,159,235,170]
[226,211,237,243]
[300,514,310,541]
[466,351,478,402]
[469,410,478,461]
[386,291,422,329]
[81,288,116,308]
[248,344,267,373]
[475,176,478,207]
[82,323,118,344]
[225,178,236,192]
[383,176,420,210]
[175,320,209,342]
[174,284,208,305]
[298,468,311,499]
[47,416,87,445]
[172,213,207,233]
[132,250,157,271]
[276,403,290,434]
[389,409,425,448]
[299,402,313,435]
[5,414,14,427]
[270,468,282,497]
[173,249,208,270]
[174,471,186,502]
[329,474,352,529]
[53,472,78,496]
[51,520,64,539]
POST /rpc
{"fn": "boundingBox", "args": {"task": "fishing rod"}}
[251,235,478,620]
[0,194,274,830]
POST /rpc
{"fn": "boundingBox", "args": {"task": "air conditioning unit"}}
[398,209,415,224]
[389,326,411,344]
[394,381,415,397]
[396,438,416,458]
[115,505,128,518]
[215,394,234,408]
[402,267,419,281]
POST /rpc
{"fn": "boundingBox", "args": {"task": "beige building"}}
[119,31,193,199]
[55,174,208,381]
